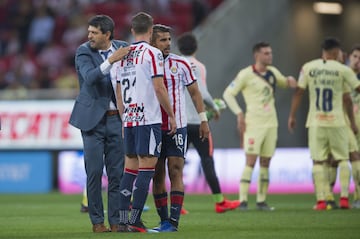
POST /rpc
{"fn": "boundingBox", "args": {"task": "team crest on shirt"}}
[157,53,163,61]
[170,66,178,74]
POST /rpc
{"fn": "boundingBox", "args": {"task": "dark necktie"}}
[101,50,117,106]
[101,50,111,60]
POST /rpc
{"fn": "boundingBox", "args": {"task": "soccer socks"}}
[119,168,138,224]
[170,191,184,228]
[154,192,169,222]
[338,161,350,198]
[129,168,155,224]
[324,164,336,201]
[212,193,225,204]
[239,166,253,202]
[351,160,360,200]
[257,167,269,203]
[328,166,337,190]
[312,164,326,201]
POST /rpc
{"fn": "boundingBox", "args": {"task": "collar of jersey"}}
[132,41,147,45]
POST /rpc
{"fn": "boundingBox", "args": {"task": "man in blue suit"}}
[69,15,130,233]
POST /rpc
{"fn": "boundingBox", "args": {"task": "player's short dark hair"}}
[88,15,114,40]
[252,42,270,53]
[177,32,197,56]
[152,24,171,39]
[131,12,153,34]
[350,44,360,55]
[321,37,341,51]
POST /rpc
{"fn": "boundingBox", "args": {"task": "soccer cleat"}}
[352,200,360,209]
[238,201,248,211]
[215,199,241,213]
[80,203,89,213]
[153,220,178,232]
[326,200,339,210]
[313,200,327,210]
[180,207,189,215]
[339,197,350,209]
[128,221,158,233]
[256,202,275,211]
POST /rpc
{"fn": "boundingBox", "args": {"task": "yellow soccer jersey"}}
[225,65,288,128]
[298,59,360,127]
[351,73,360,125]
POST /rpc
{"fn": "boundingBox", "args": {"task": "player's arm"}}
[187,82,210,140]
[286,76,297,88]
[288,87,305,133]
[116,81,124,117]
[343,92,358,134]
[153,76,177,134]
[223,82,245,147]
[270,67,297,89]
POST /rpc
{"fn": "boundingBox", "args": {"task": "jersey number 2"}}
[122,78,136,104]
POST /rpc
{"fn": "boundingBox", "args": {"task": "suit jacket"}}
[69,40,128,131]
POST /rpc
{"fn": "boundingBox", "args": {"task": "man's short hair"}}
[131,12,153,34]
[252,42,270,53]
[153,24,171,34]
[321,37,341,51]
[88,15,114,40]
[177,32,197,56]
[350,44,360,55]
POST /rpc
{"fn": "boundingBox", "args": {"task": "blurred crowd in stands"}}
[0,0,223,99]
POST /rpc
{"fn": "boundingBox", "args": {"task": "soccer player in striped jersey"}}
[288,38,360,210]
[223,42,297,211]
[150,24,210,232]
[111,12,176,232]
[177,32,240,213]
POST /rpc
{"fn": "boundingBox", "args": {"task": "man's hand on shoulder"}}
[109,46,130,64]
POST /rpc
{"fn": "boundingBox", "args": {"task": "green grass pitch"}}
[0,193,359,239]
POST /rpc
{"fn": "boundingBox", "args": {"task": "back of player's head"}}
[177,32,197,56]
[252,42,270,53]
[321,37,341,51]
[88,15,114,40]
[131,12,153,34]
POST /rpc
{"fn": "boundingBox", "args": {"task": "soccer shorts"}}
[308,126,348,161]
[124,124,162,157]
[347,126,359,153]
[160,127,187,159]
[243,127,277,157]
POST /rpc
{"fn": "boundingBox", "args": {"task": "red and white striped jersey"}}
[111,41,164,127]
[161,53,196,130]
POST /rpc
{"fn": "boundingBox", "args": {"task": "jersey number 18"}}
[315,87,333,112]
